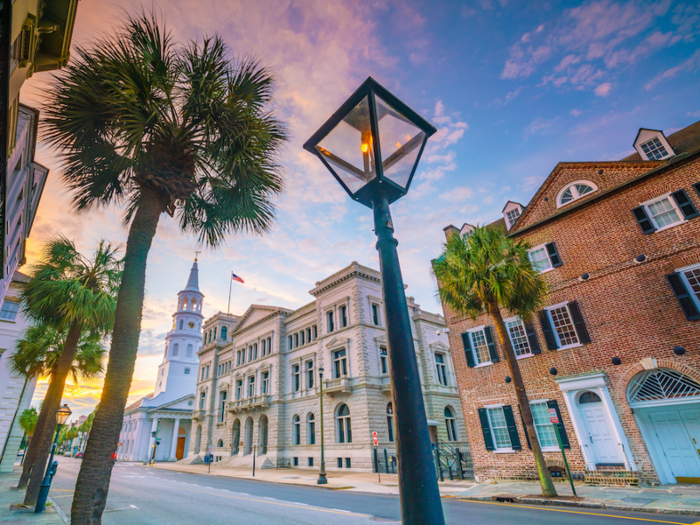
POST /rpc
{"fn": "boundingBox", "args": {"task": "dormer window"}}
[502,201,524,230]
[633,128,675,161]
[556,181,597,208]
[640,137,668,160]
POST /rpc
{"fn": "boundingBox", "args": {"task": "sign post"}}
[548,408,576,497]
[372,432,380,483]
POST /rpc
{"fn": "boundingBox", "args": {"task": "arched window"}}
[336,404,352,443]
[557,181,597,207]
[293,415,301,445]
[208,330,212,344]
[628,369,700,406]
[244,417,254,455]
[179,320,184,330]
[182,298,188,310]
[444,406,458,442]
[173,343,179,356]
[232,419,241,455]
[387,403,395,442]
[187,344,193,357]
[214,327,217,340]
[307,413,316,445]
[578,391,602,404]
[221,326,228,340]
[217,439,224,448]
[191,298,197,310]
[194,425,202,454]
[259,416,268,455]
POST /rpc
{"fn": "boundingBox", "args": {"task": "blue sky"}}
[22,0,700,415]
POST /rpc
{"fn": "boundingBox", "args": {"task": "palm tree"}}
[41,11,287,524]
[432,226,557,498]
[12,324,105,488]
[15,238,120,506]
[18,407,38,459]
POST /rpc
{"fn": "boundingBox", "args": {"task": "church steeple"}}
[183,260,200,292]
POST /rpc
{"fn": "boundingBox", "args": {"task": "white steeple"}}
[153,258,205,399]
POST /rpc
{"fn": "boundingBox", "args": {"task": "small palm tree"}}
[433,226,557,498]
[16,238,120,506]
[42,11,287,524]
[18,407,39,456]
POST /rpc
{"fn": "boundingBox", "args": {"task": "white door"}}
[578,392,625,465]
[647,408,700,482]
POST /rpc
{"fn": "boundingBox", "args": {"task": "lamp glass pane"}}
[315,96,376,194]
[375,95,426,189]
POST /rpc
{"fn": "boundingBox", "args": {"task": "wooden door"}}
[580,403,625,465]
[176,437,186,460]
[649,410,700,482]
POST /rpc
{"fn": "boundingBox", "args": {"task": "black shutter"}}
[693,182,700,199]
[545,242,562,268]
[519,406,532,450]
[568,301,591,344]
[546,400,570,449]
[462,332,475,367]
[478,408,495,451]
[666,273,700,321]
[502,406,521,451]
[483,326,499,363]
[538,310,558,350]
[632,206,656,234]
[525,320,541,354]
[671,189,699,219]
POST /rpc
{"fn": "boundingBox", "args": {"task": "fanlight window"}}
[628,369,700,406]
[557,181,597,207]
[578,391,602,404]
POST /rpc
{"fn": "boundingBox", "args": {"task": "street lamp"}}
[35,404,71,513]
[304,77,442,524]
[317,367,327,485]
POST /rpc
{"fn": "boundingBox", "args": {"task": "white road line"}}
[294,502,309,506]
[130,505,139,509]
[331,508,353,513]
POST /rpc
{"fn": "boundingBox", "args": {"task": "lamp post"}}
[304,77,443,524]
[35,404,71,513]
[317,367,327,485]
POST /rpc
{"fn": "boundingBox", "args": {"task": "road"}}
[49,457,700,524]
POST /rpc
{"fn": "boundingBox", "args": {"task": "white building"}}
[190,262,469,472]
[118,260,204,462]
[0,271,37,472]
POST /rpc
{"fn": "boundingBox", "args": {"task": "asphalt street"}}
[48,457,700,524]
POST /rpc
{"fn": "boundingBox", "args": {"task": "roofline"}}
[500,201,524,213]
[632,127,665,145]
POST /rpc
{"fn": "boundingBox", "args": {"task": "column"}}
[148,417,159,462]
[170,419,180,460]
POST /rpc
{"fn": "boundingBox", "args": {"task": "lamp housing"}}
[56,404,72,426]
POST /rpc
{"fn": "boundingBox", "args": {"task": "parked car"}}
[75,452,84,459]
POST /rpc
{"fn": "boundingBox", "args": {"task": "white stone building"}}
[0,271,37,472]
[118,261,204,462]
[190,262,469,472]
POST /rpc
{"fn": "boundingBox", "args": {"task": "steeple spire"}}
[184,259,200,292]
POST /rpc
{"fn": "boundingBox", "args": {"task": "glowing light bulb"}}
[396,142,402,148]
[406,134,411,141]
[361,143,369,153]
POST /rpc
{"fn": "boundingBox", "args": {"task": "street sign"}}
[548,408,559,424]
[372,431,378,446]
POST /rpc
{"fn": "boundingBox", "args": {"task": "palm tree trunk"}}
[71,187,163,525]
[489,300,558,498]
[23,320,83,506]
[18,397,50,488]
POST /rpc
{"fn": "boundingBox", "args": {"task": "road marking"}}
[130,505,139,509]
[295,502,309,506]
[463,500,693,524]
[184,488,371,518]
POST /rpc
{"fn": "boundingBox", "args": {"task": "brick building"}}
[439,120,700,485]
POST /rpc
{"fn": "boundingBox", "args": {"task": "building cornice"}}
[310,261,381,296]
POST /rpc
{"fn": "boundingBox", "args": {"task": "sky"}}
[22,0,700,419]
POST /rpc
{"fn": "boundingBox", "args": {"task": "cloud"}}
[644,49,700,90]
[523,175,546,190]
[688,110,700,118]
[439,186,474,202]
[524,116,559,139]
[594,82,612,96]
[570,108,584,117]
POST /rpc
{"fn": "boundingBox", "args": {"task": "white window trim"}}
[641,192,687,232]
[527,243,556,274]
[544,302,583,351]
[677,262,700,310]
[503,316,534,359]
[467,325,492,366]
[556,180,599,208]
[484,405,514,453]
[530,400,560,452]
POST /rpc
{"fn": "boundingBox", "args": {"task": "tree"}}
[15,238,120,506]
[18,407,39,452]
[42,11,287,523]
[432,226,557,498]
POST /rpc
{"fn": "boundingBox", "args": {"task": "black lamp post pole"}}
[372,195,445,524]
[35,423,62,513]
[317,369,327,484]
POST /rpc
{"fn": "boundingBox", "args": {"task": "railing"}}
[324,377,352,395]
[434,440,473,481]
[228,395,271,412]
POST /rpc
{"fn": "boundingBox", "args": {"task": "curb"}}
[47,496,70,525]
[457,495,700,517]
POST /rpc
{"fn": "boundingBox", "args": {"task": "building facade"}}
[439,121,700,485]
[118,261,203,462]
[189,262,468,472]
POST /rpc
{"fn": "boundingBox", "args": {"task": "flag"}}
[231,272,245,284]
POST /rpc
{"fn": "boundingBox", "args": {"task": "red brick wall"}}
[440,156,700,484]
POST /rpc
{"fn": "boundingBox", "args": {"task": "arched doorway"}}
[244,417,254,455]
[194,425,202,454]
[259,416,268,454]
[575,390,625,466]
[629,368,700,484]
[232,419,241,455]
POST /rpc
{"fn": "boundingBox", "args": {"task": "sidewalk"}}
[0,469,67,524]
[153,462,700,516]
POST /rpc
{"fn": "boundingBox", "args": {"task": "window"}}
[466,328,493,366]
[300,331,305,345]
[184,368,190,374]
[306,361,314,389]
[345,458,351,468]
[380,347,388,374]
[487,407,512,450]
[219,391,227,422]
[293,457,299,466]
[306,328,311,343]
[199,391,206,410]
[267,337,272,354]
[333,349,348,378]
[187,344,193,357]
[527,243,561,273]
[546,304,580,348]
[530,403,557,449]
[435,353,448,386]
[557,181,597,207]
[337,458,343,468]
[445,407,458,442]
[221,326,228,340]
[201,367,206,381]
[645,195,684,229]
[213,327,217,340]
[294,333,299,348]
[0,300,20,321]
[288,336,293,350]
[372,304,380,326]
[206,365,210,378]
[679,265,700,310]
[340,305,348,327]
[293,415,301,445]
[307,413,316,445]
[506,318,532,357]
[235,380,243,400]
[327,311,334,332]
[247,376,255,397]
[172,343,179,357]
[337,404,352,443]
[261,371,269,395]
[308,457,314,467]
[313,326,317,339]
[261,338,266,356]
[292,364,300,392]
[641,137,669,160]
[179,320,184,330]
[506,207,521,227]
[387,403,395,442]
[253,343,257,360]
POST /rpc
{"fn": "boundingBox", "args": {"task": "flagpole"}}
[227,273,233,315]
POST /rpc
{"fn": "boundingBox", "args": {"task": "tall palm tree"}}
[16,238,120,506]
[41,11,287,523]
[12,324,105,488]
[432,226,557,498]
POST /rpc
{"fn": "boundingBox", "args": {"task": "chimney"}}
[443,225,459,241]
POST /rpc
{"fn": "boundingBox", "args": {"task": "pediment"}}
[326,337,350,350]
[151,394,195,411]
[218,381,230,391]
[429,341,449,352]
[233,304,283,333]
